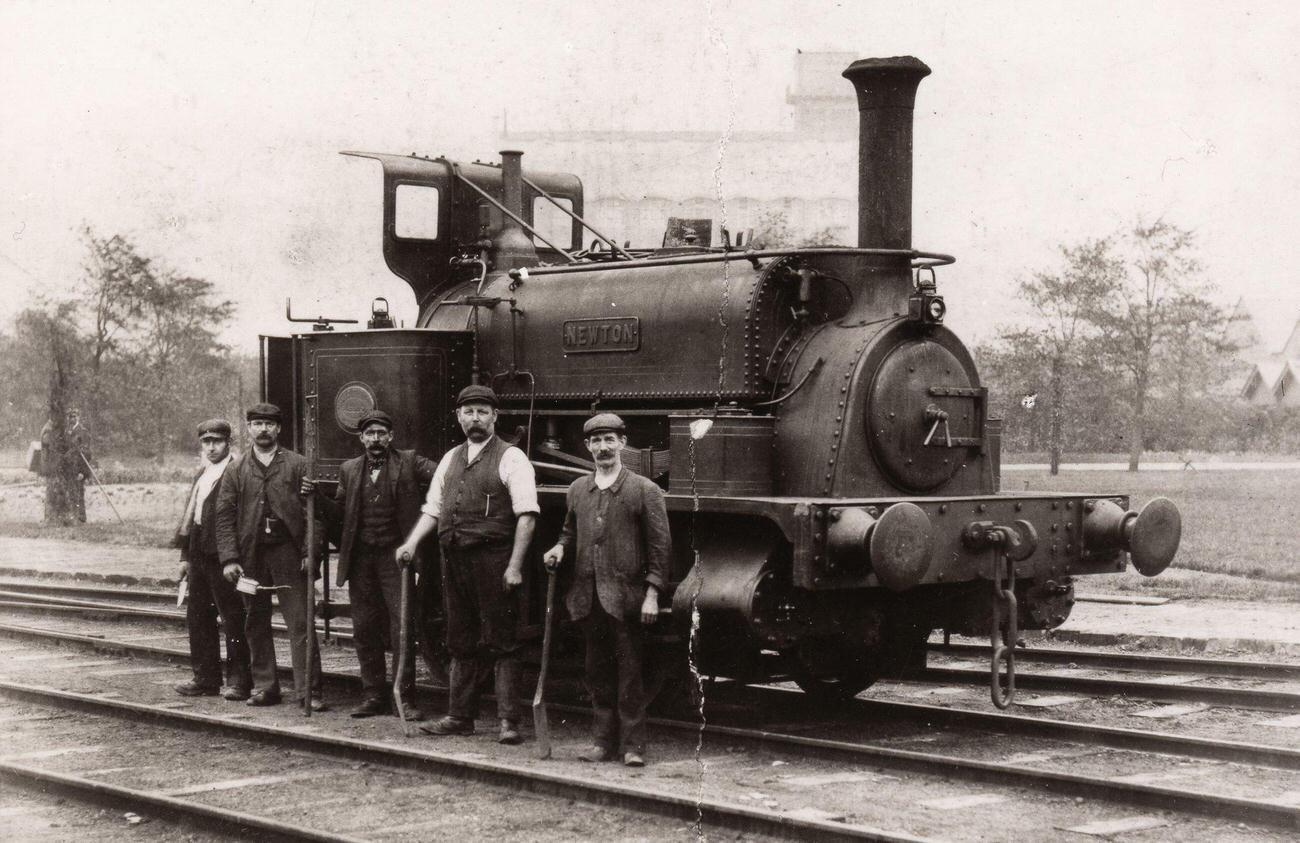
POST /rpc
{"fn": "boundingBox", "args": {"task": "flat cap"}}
[197,418,232,439]
[455,384,498,408]
[583,412,626,436]
[245,403,283,423]
[358,409,394,431]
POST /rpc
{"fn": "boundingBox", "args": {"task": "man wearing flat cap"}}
[543,413,671,767]
[306,410,437,719]
[172,418,251,699]
[215,403,325,709]
[395,384,538,745]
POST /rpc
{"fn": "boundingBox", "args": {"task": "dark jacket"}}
[558,467,672,622]
[318,448,437,586]
[172,461,231,562]
[215,447,309,568]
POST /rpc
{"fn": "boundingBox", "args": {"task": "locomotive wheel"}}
[781,639,877,703]
[782,616,931,704]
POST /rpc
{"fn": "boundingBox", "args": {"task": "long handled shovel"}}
[78,451,124,524]
[533,568,557,760]
[393,563,413,737]
[304,494,316,719]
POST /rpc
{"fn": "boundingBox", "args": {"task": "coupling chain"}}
[990,549,1017,709]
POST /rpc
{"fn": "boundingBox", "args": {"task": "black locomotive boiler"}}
[263,56,1182,706]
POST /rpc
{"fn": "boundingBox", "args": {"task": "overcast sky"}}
[3,1,1298,351]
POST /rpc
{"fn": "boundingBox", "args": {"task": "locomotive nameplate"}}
[562,317,640,353]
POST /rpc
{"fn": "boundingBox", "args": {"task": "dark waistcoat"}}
[437,437,514,548]
[358,467,399,548]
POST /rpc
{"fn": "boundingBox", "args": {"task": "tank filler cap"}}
[870,502,934,592]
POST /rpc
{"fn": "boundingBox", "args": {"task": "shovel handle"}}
[533,568,557,759]
[393,565,413,736]
[534,570,557,705]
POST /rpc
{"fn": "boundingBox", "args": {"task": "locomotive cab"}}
[341,150,585,308]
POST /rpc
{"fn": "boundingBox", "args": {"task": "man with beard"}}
[394,385,537,745]
[306,410,436,719]
[172,418,251,700]
[215,403,325,710]
[542,413,670,767]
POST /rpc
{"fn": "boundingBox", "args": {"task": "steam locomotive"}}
[263,56,1182,706]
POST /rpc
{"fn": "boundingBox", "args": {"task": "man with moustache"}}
[306,410,436,719]
[172,418,251,700]
[394,385,537,744]
[215,403,325,710]
[542,413,670,767]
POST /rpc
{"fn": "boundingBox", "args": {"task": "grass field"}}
[0,482,186,549]
[1012,468,1300,601]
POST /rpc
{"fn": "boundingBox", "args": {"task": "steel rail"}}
[911,666,1300,712]
[0,759,366,842]
[930,641,1300,681]
[0,681,931,843]
[0,594,356,642]
[4,621,1300,830]
[0,580,356,618]
[0,580,177,603]
[811,694,1300,772]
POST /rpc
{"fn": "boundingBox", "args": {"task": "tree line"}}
[976,218,1293,471]
[0,228,257,463]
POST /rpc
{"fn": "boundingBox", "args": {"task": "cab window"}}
[532,196,574,250]
[394,184,439,240]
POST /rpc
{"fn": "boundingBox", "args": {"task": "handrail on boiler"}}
[450,163,578,263]
[515,246,956,276]
[520,175,636,261]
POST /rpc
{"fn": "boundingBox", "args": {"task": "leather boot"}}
[350,697,390,718]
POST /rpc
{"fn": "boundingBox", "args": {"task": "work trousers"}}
[243,541,322,700]
[350,541,414,698]
[440,540,522,722]
[582,595,648,755]
[186,550,251,692]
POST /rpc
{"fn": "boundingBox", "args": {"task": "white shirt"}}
[421,435,539,519]
[193,454,233,526]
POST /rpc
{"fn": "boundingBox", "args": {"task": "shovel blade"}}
[533,701,550,760]
[394,686,412,738]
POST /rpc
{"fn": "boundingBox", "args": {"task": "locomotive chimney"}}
[841,57,931,251]
[493,149,537,270]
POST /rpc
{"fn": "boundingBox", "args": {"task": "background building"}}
[501,51,859,249]
[1231,297,1300,406]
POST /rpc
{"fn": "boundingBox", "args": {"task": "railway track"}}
[930,640,1300,681]
[906,665,1300,712]
[0,591,358,644]
[8,579,1300,684]
[2,617,1299,837]
[0,579,354,617]
[6,582,1300,715]
[13,615,1300,772]
[0,680,903,842]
